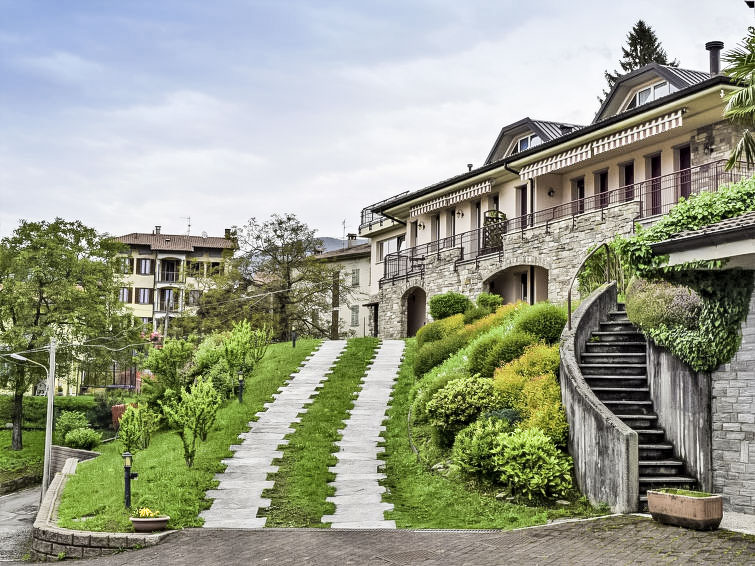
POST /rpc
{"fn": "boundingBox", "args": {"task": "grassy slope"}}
[383,339,605,529]
[0,430,44,484]
[57,339,319,532]
[262,337,379,527]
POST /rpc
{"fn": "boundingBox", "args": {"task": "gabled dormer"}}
[593,63,711,123]
[484,117,583,165]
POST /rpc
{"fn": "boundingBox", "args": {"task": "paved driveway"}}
[24,515,755,565]
[0,487,39,563]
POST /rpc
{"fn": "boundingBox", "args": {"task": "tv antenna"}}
[180,216,191,235]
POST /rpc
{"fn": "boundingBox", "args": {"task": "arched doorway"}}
[486,265,549,305]
[404,287,427,337]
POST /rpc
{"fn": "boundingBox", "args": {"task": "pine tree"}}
[601,20,679,103]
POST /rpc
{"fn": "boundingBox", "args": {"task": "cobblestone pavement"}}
[0,487,38,563]
[24,515,755,565]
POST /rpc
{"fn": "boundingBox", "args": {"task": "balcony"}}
[156,271,184,284]
[359,191,411,232]
[381,159,755,284]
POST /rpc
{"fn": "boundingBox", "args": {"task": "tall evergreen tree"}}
[601,20,679,103]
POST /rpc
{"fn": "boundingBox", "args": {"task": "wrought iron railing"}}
[360,191,411,230]
[380,159,755,284]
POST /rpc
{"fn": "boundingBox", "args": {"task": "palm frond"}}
[724,85,755,125]
[726,129,755,170]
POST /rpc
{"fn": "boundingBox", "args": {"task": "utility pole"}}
[42,339,56,500]
[330,271,339,340]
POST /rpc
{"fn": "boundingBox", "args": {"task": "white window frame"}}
[351,268,360,287]
[350,305,359,327]
[508,133,542,156]
[622,80,676,111]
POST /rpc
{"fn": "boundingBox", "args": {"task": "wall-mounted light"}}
[547,188,556,197]
[456,210,464,218]
[417,222,425,230]
[703,136,715,155]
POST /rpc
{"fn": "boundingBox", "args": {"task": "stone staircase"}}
[579,303,696,508]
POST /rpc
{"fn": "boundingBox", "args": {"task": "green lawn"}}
[56,339,319,532]
[262,337,379,527]
[382,338,607,529]
[0,429,44,485]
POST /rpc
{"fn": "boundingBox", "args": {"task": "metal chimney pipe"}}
[467,163,473,172]
[705,41,724,75]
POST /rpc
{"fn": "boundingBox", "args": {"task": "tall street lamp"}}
[11,338,56,502]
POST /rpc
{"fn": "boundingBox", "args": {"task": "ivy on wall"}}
[617,175,755,372]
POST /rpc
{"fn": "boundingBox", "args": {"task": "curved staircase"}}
[579,303,696,507]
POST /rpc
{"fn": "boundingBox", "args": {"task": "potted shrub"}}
[130,508,170,532]
[647,488,723,530]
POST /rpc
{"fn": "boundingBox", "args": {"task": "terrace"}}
[380,159,755,285]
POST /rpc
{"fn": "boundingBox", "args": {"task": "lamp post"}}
[122,452,139,508]
[237,370,245,403]
[11,338,56,502]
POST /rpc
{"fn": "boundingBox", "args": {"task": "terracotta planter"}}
[647,490,722,530]
[130,516,170,532]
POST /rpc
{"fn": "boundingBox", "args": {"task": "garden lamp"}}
[237,370,245,403]
[122,452,139,508]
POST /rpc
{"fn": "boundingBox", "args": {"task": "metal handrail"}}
[567,242,615,330]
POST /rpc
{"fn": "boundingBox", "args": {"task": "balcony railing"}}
[360,191,411,230]
[381,159,755,283]
[156,271,183,283]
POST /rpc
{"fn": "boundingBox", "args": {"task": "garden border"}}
[31,457,175,561]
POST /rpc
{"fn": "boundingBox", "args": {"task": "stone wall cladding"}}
[32,457,173,561]
[711,273,755,514]
[690,120,741,168]
[377,201,640,338]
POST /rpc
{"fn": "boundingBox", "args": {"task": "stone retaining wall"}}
[0,474,40,495]
[378,201,640,338]
[31,457,173,561]
[50,445,99,476]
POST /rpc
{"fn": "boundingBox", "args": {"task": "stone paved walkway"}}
[323,340,404,529]
[27,515,755,565]
[200,340,347,528]
[0,487,38,563]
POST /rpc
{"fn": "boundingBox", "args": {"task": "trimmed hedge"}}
[476,293,503,311]
[625,277,701,330]
[429,292,472,320]
[416,314,464,349]
[0,392,134,430]
[414,331,471,378]
[514,303,567,344]
[472,331,538,378]
[426,376,505,442]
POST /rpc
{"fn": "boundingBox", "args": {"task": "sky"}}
[0,1,751,239]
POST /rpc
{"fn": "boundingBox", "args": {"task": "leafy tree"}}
[223,320,271,379]
[160,378,221,466]
[118,404,159,453]
[140,338,195,406]
[723,26,755,169]
[0,218,137,450]
[236,213,350,340]
[601,20,678,102]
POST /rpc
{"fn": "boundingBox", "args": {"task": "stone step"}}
[638,443,675,459]
[635,428,666,444]
[591,387,650,401]
[583,375,648,388]
[599,320,640,333]
[616,414,659,429]
[639,460,686,476]
[581,352,646,365]
[602,399,654,415]
[590,331,644,342]
[584,341,646,353]
[579,363,647,376]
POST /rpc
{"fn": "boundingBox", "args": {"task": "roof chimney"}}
[705,41,724,76]
[347,233,357,248]
[224,228,231,239]
[559,124,573,135]
[154,225,161,235]
[467,163,473,172]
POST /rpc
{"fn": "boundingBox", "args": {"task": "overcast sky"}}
[0,1,750,239]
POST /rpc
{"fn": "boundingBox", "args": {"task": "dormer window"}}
[509,133,542,155]
[623,80,676,111]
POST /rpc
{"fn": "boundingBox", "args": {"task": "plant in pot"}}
[647,488,723,530]
[130,507,170,532]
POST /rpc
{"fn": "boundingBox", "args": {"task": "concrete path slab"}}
[201,340,347,528]
[322,340,404,529]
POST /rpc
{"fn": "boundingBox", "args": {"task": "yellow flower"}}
[136,507,160,518]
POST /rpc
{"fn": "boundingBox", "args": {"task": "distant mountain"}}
[319,236,368,252]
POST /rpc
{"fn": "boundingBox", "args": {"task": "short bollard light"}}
[123,452,139,508]
[292,329,297,348]
[237,371,245,403]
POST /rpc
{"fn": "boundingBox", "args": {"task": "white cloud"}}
[16,50,104,84]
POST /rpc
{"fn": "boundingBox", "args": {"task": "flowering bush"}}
[134,507,162,518]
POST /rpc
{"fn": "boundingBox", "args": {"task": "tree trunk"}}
[11,390,23,451]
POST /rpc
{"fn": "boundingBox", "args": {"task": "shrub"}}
[453,416,513,478]
[466,302,523,336]
[494,343,560,384]
[426,376,505,441]
[476,293,503,311]
[429,292,472,320]
[493,428,572,501]
[64,427,101,451]
[625,277,701,330]
[467,335,502,377]
[118,404,160,453]
[414,330,470,377]
[55,411,90,444]
[475,331,538,378]
[410,370,461,424]
[463,306,489,324]
[416,314,464,349]
[514,303,567,344]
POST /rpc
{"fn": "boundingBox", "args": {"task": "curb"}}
[31,457,175,561]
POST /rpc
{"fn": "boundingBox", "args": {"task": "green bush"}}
[467,335,502,377]
[625,277,701,330]
[476,293,503,311]
[118,404,160,453]
[475,331,538,378]
[415,314,464,349]
[64,427,101,451]
[414,331,470,377]
[426,376,505,442]
[493,428,572,501]
[452,415,513,478]
[55,411,90,444]
[514,303,567,344]
[0,395,100,430]
[463,306,490,325]
[429,292,472,320]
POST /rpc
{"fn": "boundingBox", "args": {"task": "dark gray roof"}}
[661,66,712,88]
[484,117,584,165]
[316,242,370,260]
[114,233,236,252]
[651,211,755,254]
[531,119,584,140]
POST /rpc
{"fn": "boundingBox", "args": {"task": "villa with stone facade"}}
[359,41,751,340]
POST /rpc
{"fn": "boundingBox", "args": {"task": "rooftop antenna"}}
[180,216,191,235]
[342,219,346,249]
